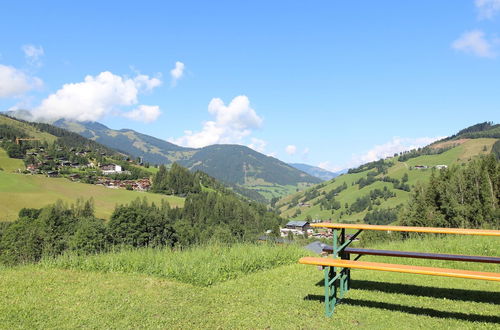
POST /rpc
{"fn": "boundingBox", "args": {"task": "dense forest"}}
[401,154,499,229]
[0,192,282,265]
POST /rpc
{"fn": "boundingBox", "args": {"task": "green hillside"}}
[0,165,183,221]
[277,138,498,222]
[0,116,186,220]
[1,235,498,328]
[0,115,57,144]
[52,119,320,201]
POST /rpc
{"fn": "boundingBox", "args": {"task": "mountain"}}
[288,163,345,181]
[50,119,321,201]
[277,122,499,224]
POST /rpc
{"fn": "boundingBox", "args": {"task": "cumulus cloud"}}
[476,0,500,19]
[170,61,185,86]
[170,95,263,148]
[123,105,161,123]
[452,30,497,58]
[22,44,44,67]
[319,136,445,173]
[32,71,162,122]
[0,64,43,98]
[352,136,444,165]
[285,145,297,155]
[134,74,162,91]
[248,138,267,153]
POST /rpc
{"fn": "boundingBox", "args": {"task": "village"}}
[20,145,153,192]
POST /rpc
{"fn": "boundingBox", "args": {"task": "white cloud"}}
[352,136,444,165]
[318,136,445,173]
[452,30,497,58]
[285,145,297,155]
[32,71,162,122]
[170,95,263,148]
[476,0,500,19]
[318,161,344,173]
[22,44,44,67]
[123,105,161,123]
[0,64,43,98]
[170,61,185,86]
[134,74,162,91]
[248,138,267,153]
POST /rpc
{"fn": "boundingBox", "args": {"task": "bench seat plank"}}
[321,247,500,264]
[311,223,500,236]
[299,257,500,281]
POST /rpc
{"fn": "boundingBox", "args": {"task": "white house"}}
[100,164,123,175]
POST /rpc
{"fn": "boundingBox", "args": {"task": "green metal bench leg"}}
[324,266,337,317]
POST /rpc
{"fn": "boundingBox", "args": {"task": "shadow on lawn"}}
[304,295,500,323]
[314,279,500,305]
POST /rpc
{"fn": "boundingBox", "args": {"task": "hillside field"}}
[0,149,183,221]
[278,138,497,222]
[0,235,498,328]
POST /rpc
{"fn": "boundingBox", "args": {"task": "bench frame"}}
[322,228,363,316]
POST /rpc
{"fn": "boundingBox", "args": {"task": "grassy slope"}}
[0,170,184,221]
[0,148,25,172]
[0,146,183,221]
[0,115,57,143]
[278,138,498,222]
[0,236,498,328]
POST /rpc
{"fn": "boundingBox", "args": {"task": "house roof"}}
[304,241,328,254]
[286,220,309,227]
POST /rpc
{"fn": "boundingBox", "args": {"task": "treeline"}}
[348,159,392,174]
[152,163,201,195]
[349,187,396,213]
[363,207,400,225]
[401,155,499,229]
[397,146,451,162]
[355,173,410,191]
[441,121,500,141]
[493,140,500,160]
[0,194,282,265]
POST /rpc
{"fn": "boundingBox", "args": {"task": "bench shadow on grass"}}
[304,280,500,324]
[314,279,500,305]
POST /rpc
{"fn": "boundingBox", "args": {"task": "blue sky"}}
[0,1,499,171]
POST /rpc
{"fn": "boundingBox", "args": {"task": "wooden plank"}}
[311,222,500,236]
[299,257,500,281]
[321,246,500,264]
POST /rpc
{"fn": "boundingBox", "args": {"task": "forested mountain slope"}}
[277,122,499,224]
[52,119,320,201]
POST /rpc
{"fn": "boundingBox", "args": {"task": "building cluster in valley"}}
[279,220,333,238]
[21,147,152,192]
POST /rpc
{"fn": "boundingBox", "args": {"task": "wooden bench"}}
[299,223,500,317]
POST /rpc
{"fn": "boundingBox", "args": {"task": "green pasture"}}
[0,148,25,172]
[0,235,498,328]
[0,171,184,221]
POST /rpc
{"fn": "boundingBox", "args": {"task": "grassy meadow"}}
[0,147,184,221]
[0,235,499,328]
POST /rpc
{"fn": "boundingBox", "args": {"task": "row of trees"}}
[0,190,283,265]
[401,155,499,229]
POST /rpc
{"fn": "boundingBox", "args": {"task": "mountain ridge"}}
[1,112,320,202]
[288,163,346,181]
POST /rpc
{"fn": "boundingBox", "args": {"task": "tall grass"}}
[40,243,309,286]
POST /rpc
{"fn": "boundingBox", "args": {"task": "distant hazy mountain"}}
[288,163,345,181]
[51,119,321,201]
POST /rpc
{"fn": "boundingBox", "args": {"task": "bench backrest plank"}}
[311,223,500,236]
[321,247,500,264]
